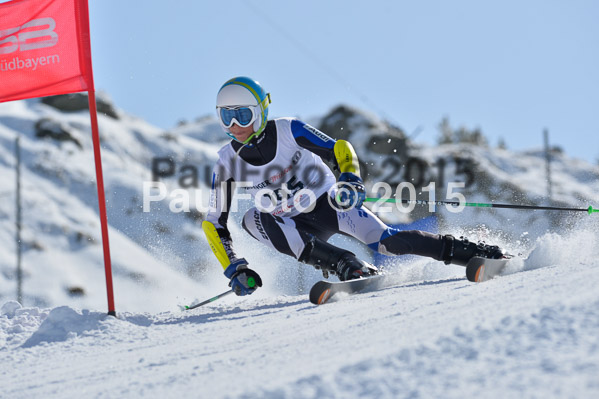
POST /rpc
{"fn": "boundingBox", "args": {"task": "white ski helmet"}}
[216,76,271,143]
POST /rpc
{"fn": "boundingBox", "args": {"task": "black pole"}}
[184,290,233,310]
[15,136,23,304]
[365,197,597,214]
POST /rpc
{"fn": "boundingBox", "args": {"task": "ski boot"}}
[335,252,379,281]
[441,235,505,266]
[299,236,378,281]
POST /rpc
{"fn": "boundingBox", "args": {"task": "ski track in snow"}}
[2,239,599,399]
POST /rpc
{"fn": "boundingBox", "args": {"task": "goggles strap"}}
[260,93,271,110]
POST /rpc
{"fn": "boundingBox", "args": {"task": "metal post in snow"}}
[15,136,23,305]
[544,128,552,200]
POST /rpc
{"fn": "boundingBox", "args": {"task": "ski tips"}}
[317,288,332,305]
[465,262,480,283]
[474,265,485,283]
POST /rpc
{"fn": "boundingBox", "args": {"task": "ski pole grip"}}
[247,277,256,288]
[589,206,598,215]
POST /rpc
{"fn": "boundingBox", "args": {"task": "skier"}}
[203,76,504,296]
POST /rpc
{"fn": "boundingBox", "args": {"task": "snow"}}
[1,226,598,398]
[1,97,599,397]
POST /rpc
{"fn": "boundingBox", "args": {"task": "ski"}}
[465,257,509,282]
[309,257,510,305]
[309,275,385,305]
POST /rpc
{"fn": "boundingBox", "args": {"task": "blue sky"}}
[87,0,599,163]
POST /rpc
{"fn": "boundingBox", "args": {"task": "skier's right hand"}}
[224,258,263,296]
[336,172,366,209]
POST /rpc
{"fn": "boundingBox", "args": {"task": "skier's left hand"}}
[336,172,366,209]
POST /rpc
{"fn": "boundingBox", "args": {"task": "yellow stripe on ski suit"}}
[202,220,231,270]
[334,140,361,176]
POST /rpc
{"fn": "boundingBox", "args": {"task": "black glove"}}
[224,259,263,296]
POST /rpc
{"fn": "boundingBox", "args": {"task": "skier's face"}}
[229,123,254,142]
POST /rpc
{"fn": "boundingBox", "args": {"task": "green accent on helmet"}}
[239,93,271,144]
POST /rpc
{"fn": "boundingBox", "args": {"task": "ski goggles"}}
[218,106,259,128]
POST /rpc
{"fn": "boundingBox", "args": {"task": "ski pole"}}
[184,290,234,310]
[364,197,598,215]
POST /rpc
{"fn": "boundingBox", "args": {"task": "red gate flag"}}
[0,0,94,102]
[0,0,116,316]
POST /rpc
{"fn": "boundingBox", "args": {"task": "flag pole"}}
[80,0,116,317]
[87,89,116,316]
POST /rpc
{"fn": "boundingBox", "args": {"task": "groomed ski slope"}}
[1,222,598,399]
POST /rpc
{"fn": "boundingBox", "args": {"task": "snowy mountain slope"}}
[0,96,598,314]
[324,106,599,235]
[1,219,598,398]
[1,96,599,398]
[0,96,227,311]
